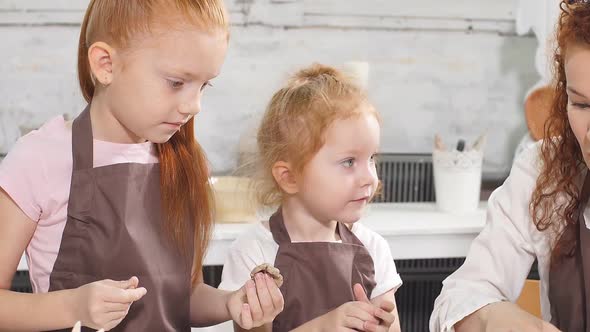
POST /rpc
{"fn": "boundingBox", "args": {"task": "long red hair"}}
[78,0,229,286]
[531,1,590,265]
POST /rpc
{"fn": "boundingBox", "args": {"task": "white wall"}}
[0,0,538,178]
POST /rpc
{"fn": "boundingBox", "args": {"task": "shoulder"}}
[228,221,279,264]
[1,115,71,174]
[352,222,391,260]
[6,116,72,168]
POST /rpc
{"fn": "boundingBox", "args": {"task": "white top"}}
[218,220,403,300]
[430,141,590,331]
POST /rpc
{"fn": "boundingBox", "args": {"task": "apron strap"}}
[71,105,94,171]
[337,222,364,246]
[269,208,292,245]
[269,207,367,246]
[577,172,590,329]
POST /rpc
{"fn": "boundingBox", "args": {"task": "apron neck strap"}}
[72,105,94,171]
[269,207,364,245]
[269,208,291,244]
[337,222,363,245]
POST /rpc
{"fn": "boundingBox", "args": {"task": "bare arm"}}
[189,270,233,327]
[454,304,488,332]
[455,301,561,332]
[0,189,79,331]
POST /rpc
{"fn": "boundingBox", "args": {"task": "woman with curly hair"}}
[430,1,590,331]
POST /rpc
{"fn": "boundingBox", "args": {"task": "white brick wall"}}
[0,0,538,178]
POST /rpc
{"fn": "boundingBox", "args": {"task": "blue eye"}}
[342,159,354,168]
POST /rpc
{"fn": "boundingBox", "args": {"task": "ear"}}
[271,161,298,195]
[88,41,116,86]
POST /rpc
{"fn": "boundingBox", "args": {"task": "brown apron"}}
[549,173,590,331]
[47,106,193,331]
[269,208,377,332]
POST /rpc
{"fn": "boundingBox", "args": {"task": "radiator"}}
[374,153,435,203]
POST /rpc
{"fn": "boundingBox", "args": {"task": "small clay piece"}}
[250,263,283,287]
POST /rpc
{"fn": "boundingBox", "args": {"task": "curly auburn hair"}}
[531,0,590,264]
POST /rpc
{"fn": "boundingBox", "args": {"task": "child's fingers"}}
[353,283,371,303]
[347,302,379,324]
[126,276,139,289]
[363,320,379,332]
[374,306,396,326]
[104,277,137,290]
[253,273,274,314]
[379,300,396,312]
[264,273,284,312]
[105,287,147,303]
[240,303,253,329]
[125,287,147,302]
[344,316,377,332]
[244,279,263,322]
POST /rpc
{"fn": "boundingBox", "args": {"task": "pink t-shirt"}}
[0,116,158,293]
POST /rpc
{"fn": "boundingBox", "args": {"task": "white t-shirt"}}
[218,220,403,300]
[430,141,588,331]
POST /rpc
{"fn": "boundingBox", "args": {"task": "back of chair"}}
[516,279,542,318]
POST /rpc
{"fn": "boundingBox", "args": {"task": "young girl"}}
[219,64,402,332]
[430,1,590,331]
[0,1,283,331]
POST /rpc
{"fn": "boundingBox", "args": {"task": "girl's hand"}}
[226,273,284,329]
[353,284,397,332]
[70,276,147,331]
[315,300,380,332]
